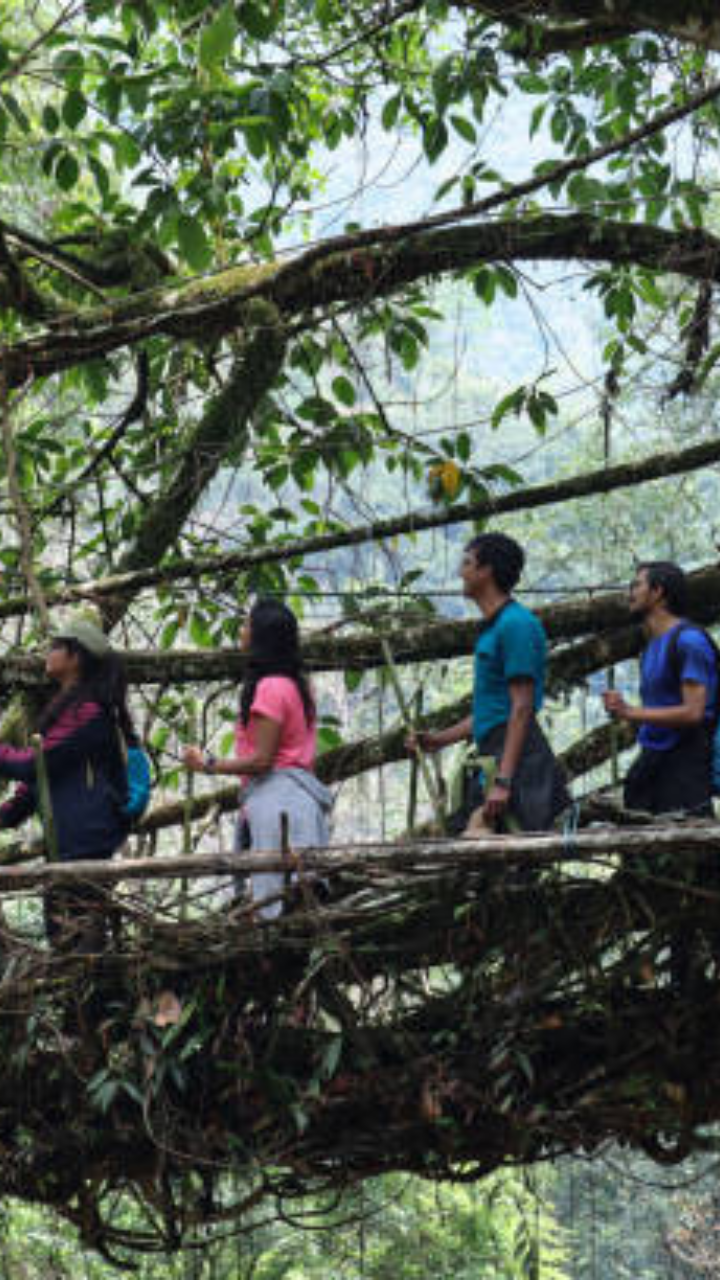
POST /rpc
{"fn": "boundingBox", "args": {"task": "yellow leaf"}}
[440,460,462,499]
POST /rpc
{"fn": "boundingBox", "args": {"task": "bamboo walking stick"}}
[32,734,58,861]
[380,638,446,833]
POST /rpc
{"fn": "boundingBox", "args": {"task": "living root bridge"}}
[1,824,720,1259]
[0,824,719,889]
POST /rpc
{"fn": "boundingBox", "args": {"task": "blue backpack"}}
[85,733,152,825]
[666,622,720,795]
[124,744,152,820]
[114,721,152,821]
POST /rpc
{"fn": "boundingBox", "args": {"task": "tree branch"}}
[0,374,49,634]
[0,430,712,619]
[2,823,720,892]
[458,0,720,53]
[0,434,717,618]
[8,565,720,693]
[104,301,287,626]
[5,214,720,387]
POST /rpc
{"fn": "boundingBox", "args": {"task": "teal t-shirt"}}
[472,600,547,742]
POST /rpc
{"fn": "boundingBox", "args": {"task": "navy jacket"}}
[0,700,130,861]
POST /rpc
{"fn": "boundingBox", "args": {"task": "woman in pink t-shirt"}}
[183,599,332,916]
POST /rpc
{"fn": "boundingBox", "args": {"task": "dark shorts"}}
[624,728,713,817]
[478,720,570,831]
[448,720,570,833]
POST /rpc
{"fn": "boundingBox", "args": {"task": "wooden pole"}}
[406,688,422,833]
[31,733,57,861]
[380,638,446,832]
[0,824,715,893]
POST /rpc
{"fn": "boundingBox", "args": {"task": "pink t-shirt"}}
[235,676,316,772]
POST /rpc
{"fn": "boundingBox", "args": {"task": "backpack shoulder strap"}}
[665,621,690,687]
[666,621,720,712]
[668,620,720,665]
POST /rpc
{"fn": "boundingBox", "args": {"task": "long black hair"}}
[40,640,137,743]
[239,599,315,728]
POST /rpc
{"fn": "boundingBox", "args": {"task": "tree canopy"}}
[2,0,720,645]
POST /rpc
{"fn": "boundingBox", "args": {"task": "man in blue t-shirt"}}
[603,561,718,816]
[410,532,568,832]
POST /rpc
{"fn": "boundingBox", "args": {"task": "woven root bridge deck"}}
[0,823,717,1261]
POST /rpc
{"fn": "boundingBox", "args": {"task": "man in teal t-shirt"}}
[472,597,546,743]
[411,532,568,832]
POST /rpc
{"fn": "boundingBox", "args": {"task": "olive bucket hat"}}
[53,617,112,658]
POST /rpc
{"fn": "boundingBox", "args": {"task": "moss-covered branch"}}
[4,214,720,387]
[103,300,286,626]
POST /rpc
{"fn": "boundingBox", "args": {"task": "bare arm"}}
[406,716,472,754]
[184,714,283,777]
[603,681,707,728]
[483,678,534,824]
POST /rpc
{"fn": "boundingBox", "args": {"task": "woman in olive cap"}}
[0,617,137,950]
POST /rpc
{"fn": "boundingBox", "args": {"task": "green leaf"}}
[495,265,518,298]
[491,387,525,430]
[317,724,342,752]
[267,87,292,135]
[450,114,476,143]
[423,116,448,163]
[62,89,87,129]
[42,104,60,134]
[114,132,141,170]
[315,0,336,26]
[55,151,80,190]
[332,375,356,407]
[481,463,524,487]
[320,1036,343,1080]
[382,94,401,130]
[160,621,179,650]
[456,432,471,462]
[472,268,496,305]
[88,154,110,199]
[176,214,212,270]
[239,2,280,39]
[517,72,547,94]
[53,49,84,79]
[0,91,30,134]
[189,612,212,647]
[529,102,546,138]
[199,2,238,70]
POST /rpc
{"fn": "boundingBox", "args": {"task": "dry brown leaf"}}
[154,990,183,1027]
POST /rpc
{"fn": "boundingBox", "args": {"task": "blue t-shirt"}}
[639,623,719,751]
[472,600,546,742]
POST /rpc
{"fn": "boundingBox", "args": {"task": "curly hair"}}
[464,533,525,593]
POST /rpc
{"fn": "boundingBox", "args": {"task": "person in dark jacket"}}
[0,618,135,951]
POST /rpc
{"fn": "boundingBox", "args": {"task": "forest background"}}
[2,0,720,1274]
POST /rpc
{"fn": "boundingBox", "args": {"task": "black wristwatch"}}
[204,752,217,775]
[494,774,513,791]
